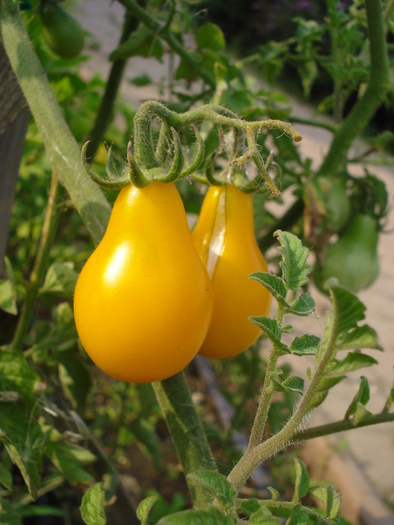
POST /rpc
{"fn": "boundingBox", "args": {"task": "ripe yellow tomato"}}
[74,182,213,383]
[192,184,271,358]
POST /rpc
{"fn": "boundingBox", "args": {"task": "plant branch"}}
[291,411,394,442]
[11,173,61,351]
[317,0,391,176]
[86,10,140,160]
[152,371,216,507]
[116,0,216,88]
[227,300,339,492]
[0,3,111,245]
[248,306,286,449]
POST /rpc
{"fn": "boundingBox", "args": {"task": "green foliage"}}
[80,482,106,525]
[0,1,392,524]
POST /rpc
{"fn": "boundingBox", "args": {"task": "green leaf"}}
[158,506,235,524]
[286,507,309,525]
[325,352,377,377]
[39,262,78,299]
[0,279,17,315]
[337,325,382,351]
[309,485,341,520]
[110,24,163,61]
[249,317,290,354]
[316,376,346,393]
[344,376,370,420]
[58,352,92,413]
[196,23,226,52]
[249,272,288,306]
[137,495,159,525]
[326,281,366,339]
[267,487,279,501]
[351,403,373,425]
[239,499,262,516]
[0,348,43,395]
[287,293,315,316]
[308,391,329,411]
[249,508,280,524]
[274,231,310,292]
[0,498,22,525]
[293,459,309,501]
[290,335,320,356]
[42,425,96,485]
[187,471,236,507]
[0,402,44,499]
[0,460,13,491]
[80,482,106,525]
[282,376,304,395]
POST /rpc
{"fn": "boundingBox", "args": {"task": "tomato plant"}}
[0,1,393,524]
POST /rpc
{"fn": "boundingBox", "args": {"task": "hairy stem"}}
[133,100,301,172]
[0,4,111,244]
[11,174,61,351]
[152,371,216,507]
[86,10,140,160]
[318,0,390,176]
[116,0,216,87]
[248,305,286,449]
[291,411,394,442]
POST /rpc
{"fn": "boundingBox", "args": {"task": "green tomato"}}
[40,5,84,59]
[313,214,380,294]
[316,176,351,232]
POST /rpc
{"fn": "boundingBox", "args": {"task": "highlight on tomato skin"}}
[192,184,272,359]
[73,181,213,383]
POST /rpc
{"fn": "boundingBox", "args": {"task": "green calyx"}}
[81,102,302,193]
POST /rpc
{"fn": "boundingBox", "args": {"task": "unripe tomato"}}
[313,214,380,294]
[192,184,271,359]
[74,182,213,383]
[40,5,84,59]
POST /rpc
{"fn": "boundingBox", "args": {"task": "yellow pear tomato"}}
[192,184,271,358]
[74,182,213,383]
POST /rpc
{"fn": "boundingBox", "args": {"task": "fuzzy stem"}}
[11,174,61,351]
[133,101,302,172]
[227,301,339,492]
[317,0,390,176]
[0,4,111,245]
[248,305,286,449]
[116,0,216,87]
[152,371,216,507]
[291,411,394,442]
[236,498,332,524]
[86,10,140,160]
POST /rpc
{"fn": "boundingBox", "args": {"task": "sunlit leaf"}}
[80,483,106,525]
[274,231,310,292]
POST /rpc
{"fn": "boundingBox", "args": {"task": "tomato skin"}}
[313,214,380,294]
[192,185,271,359]
[74,182,213,383]
[40,5,84,59]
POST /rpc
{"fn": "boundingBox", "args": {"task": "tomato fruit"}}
[74,182,213,383]
[313,214,380,294]
[40,5,84,60]
[192,184,271,359]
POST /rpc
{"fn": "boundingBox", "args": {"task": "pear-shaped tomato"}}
[40,5,84,59]
[313,214,380,294]
[74,182,213,383]
[192,184,271,359]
